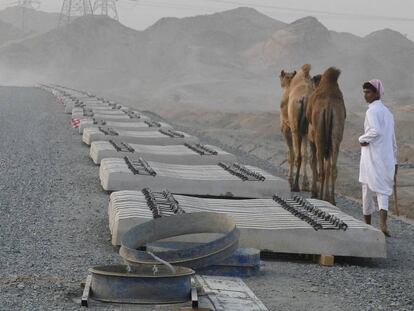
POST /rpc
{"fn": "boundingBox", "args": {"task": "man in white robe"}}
[359,79,397,236]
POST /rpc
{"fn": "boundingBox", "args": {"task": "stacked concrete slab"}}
[107,190,386,258]
[72,104,147,119]
[73,108,126,119]
[63,97,93,113]
[72,105,116,112]
[89,141,236,164]
[42,84,387,267]
[64,96,103,113]
[77,112,150,124]
[79,120,172,135]
[83,128,198,145]
[99,158,289,196]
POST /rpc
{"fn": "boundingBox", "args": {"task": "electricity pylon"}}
[93,0,119,21]
[17,0,40,8]
[59,0,94,25]
[17,0,40,32]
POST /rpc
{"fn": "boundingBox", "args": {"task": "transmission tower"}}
[59,0,94,26]
[17,0,40,32]
[17,0,40,8]
[93,0,119,21]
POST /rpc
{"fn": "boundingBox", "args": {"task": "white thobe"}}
[359,100,397,196]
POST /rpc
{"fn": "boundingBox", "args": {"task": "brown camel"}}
[307,67,346,204]
[279,69,296,188]
[311,74,322,90]
[281,64,312,191]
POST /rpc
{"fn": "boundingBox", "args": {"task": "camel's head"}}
[311,74,322,90]
[300,64,312,78]
[280,70,296,88]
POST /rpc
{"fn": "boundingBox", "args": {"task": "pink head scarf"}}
[368,79,384,98]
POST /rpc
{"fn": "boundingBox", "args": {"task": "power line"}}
[2,0,413,23]
[206,0,414,22]
[125,0,224,12]
[121,0,414,24]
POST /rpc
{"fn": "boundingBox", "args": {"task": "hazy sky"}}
[2,0,414,39]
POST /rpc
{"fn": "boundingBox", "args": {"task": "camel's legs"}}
[317,142,325,200]
[329,144,340,205]
[309,139,318,198]
[324,156,332,202]
[282,127,294,188]
[292,131,303,192]
[301,136,310,191]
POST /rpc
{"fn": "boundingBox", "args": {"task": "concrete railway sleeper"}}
[184,143,218,156]
[99,127,119,136]
[218,162,266,181]
[159,128,185,138]
[272,195,348,231]
[126,111,143,119]
[124,156,156,176]
[144,120,162,128]
[142,188,185,218]
[108,140,134,153]
[83,108,94,117]
[92,118,106,125]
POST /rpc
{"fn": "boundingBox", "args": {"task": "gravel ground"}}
[0,87,413,311]
[0,86,119,310]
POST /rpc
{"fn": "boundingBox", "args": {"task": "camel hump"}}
[323,67,341,83]
[301,64,311,77]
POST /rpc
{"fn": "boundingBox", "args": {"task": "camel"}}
[307,67,346,204]
[311,74,322,90]
[279,64,313,191]
[279,69,296,189]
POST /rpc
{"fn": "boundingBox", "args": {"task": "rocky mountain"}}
[0,7,413,110]
[245,17,334,68]
[0,6,60,35]
[140,7,287,109]
[0,16,147,89]
[244,17,414,103]
[146,7,286,51]
[359,29,414,93]
[0,20,27,46]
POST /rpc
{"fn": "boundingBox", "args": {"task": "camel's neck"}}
[281,87,290,99]
[280,87,290,107]
[292,72,309,83]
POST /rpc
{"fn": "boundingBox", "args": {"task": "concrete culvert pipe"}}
[119,212,240,269]
[88,264,194,304]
